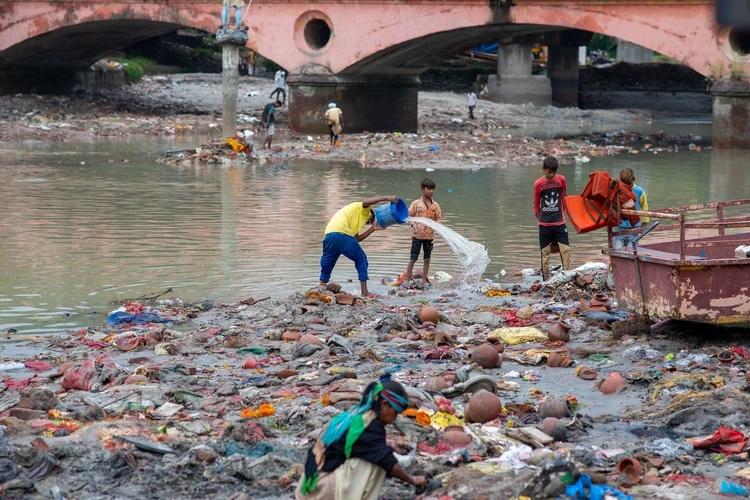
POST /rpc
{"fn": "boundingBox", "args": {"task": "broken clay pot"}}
[471,344,502,369]
[576,366,599,380]
[335,293,358,306]
[298,335,323,346]
[616,457,642,485]
[600,373,627,394]
[538,398,570,419]
[547,351,574,368]
[281,329,301,342]
[547,320,571,342]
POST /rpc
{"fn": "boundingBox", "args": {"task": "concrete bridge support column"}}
[287,74,420,134]
[616,40,653,64]
[216,28,248,138]
[486,42,551,106]
[712,79,750,149]
[548,45,580,107]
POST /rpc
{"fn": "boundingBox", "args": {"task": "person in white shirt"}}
[270,69,286,105]
[466,91,477,120]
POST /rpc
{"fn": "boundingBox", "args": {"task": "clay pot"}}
[325,283,342,294]
[600,373,627,394]
[417,306,440,324]
[335,293,358,306]
[275,369,297,379]
[424,376,451,392]
[487,338,505,354]
[718,349,735,363]
[547,351,574,368]
[281,329,301,342]
[443,426,473,445]
[471,344,502,369]
[590,293,611,311]
[242,357,259,369]
[547,320,572,342]
[297,334,323,346]
[123,374,150,385]
[616,457,642,485]
[745,371,750,386]
[539,417,569,442]
[538,398,570,419]
[465,390,503,424]
[576,366,599,380]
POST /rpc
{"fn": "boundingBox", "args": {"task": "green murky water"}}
[1,135,748,334]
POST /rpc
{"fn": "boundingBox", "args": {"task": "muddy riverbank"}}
[0,269,748,499]
[0,73,708,170]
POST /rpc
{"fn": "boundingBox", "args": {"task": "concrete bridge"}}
[1,0,748,146]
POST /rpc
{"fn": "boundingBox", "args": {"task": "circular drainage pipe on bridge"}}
[730,27,750,56]
[294,11,334,54]
[304,19,331,50]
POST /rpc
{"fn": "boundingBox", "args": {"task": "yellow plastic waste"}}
[224,137,246,152]
[430,411,465,428]
[488,327,546,345]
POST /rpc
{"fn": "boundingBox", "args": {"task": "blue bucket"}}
[375,198,408,228]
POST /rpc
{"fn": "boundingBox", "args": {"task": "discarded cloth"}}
[565,474,634,500]
[106,311,170,326]
[687,426,748,454]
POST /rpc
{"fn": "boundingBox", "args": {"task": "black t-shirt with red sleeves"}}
[533,174,567,226]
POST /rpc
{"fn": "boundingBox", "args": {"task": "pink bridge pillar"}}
[287,75,420,134]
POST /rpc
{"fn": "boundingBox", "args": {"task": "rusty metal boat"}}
[603,199,750,325]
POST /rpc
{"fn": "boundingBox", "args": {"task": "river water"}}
[1,133,748,334]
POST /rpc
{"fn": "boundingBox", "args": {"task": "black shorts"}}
[410,238,434,260]
[539,224,569,249]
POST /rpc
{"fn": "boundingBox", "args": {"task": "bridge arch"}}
[0,1,735,77]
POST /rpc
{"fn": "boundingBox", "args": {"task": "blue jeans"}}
[320,232,369,283]
[221,4,242,27]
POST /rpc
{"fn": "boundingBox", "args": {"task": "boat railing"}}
[607,198,750,260]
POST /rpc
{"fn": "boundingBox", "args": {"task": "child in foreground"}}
[533,156,571,280]
[403,177,442,289]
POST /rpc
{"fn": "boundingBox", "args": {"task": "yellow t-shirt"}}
[325,202,371,236]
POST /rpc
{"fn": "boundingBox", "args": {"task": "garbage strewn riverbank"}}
[0,74,708,170]
[1,266,749,499]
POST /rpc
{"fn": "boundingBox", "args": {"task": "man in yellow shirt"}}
[320,196,399,296]
[324,103,343,146]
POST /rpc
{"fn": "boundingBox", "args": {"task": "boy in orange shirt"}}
[403,177,442,289]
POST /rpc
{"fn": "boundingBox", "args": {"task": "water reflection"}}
[0,137,747,334]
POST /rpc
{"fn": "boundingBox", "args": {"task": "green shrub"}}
[196,47,216,60]
[113,56,157,83]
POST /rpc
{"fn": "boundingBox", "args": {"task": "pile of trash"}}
[161,136,255,164]
[1,276,749,499]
